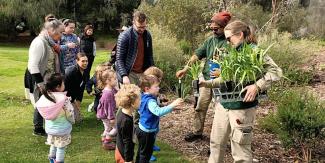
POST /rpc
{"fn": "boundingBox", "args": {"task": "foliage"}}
[0,0,140,38]
[179,40,192,55]
[259,31,321,86]
[188,62,202,80]
[217,43,273,86]
[149,24,188,92]
[139,0,219,47]
[260,89,325,161]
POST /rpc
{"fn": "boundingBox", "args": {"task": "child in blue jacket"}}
[135,75,183,163]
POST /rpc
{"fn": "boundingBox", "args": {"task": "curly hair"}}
[115,84,141,109]
[96,69,115,90]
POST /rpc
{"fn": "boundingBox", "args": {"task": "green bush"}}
[148,24,189,92]
[258,32,320,86]
[139,0,217,47]
[260,89,325,161]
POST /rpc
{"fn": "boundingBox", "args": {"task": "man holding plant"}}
[176,11,231,142]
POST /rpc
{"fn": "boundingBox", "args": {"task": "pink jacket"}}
[36,92,70,120]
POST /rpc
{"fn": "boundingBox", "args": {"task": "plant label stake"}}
[178,79,182,98]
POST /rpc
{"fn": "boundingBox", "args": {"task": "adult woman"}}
[24,19,64,136]
[64,53,88,122]
[200,20,283,163]
[80,24,96,79]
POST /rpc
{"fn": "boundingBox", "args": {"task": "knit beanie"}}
[211,11,232,27]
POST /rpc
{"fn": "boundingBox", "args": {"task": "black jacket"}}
[80,34,95,55]
[65,64,87,102]
[115,27,154,82]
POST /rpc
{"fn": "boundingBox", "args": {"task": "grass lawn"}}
[0,44,192,163]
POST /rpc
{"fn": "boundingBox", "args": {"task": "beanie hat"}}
[211,11,232,27]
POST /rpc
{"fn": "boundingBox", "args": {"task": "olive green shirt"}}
[195,35,227,80]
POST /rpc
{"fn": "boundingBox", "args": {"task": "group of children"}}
[35,64,183,163]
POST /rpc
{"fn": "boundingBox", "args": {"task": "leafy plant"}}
[175,80,190,99]
[217,43,274,86]
[260,89,325,162]
[188,62,202,80]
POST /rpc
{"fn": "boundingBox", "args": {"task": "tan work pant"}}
[193,86,213,135]
[208,103,256,163]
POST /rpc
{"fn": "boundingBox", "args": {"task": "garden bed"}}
[158,96,325,162]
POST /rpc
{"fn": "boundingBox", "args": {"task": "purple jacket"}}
[96,88,117,120]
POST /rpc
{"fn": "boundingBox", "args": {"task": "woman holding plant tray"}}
[199,20,283,163]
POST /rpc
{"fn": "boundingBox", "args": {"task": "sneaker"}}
[48,157,55,163]
[150,155,157,162]
[153,145,160,151]
[33,128,47,137]
[184,133,203,142]
[87,102,94,112]
[102,141,116,150]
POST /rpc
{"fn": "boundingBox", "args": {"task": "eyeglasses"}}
[134,23,147,30]
[225,33,239,42]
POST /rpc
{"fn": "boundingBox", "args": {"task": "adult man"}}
[115,11,154,85]
[176,11,231,142]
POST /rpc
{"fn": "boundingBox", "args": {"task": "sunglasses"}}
[225,33,239,42]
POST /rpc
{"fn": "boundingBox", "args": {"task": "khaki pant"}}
[129,71,142,86]
[208,103,256,163]
[193,86,212,135]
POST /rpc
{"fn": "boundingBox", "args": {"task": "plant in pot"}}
[188,62,201,97]
[216,43,274,102]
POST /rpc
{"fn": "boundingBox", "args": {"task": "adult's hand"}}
[242,84,258,102]
[210,68,221,78]
[122,76,130,84]
[198,79,207,87]
[176,68,187,79]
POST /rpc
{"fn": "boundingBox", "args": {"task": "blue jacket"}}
[115,27,154,82]
[138,93,173,133]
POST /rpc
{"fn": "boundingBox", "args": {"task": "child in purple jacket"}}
[96,69,118,150]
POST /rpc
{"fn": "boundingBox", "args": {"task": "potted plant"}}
[213,43,274,102]
[188,62,201,97]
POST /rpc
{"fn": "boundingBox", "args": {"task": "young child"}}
[86,62,112,113]
[142,66,167,161]
[60,19,80,70]
[35,73,74,163]
[115,84,141,163]
[136,75,183,163]
[96,69,118,150]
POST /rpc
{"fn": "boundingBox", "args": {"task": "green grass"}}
[0,45,191,163]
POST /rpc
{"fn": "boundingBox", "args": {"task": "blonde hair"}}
[143,66,163,81]
[97,69,115,89]
[224,20,257,44]
[95,64,111,89]
[115,84,141,109]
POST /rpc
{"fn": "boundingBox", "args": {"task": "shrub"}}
[258,32,320,86]
[260,89,325,161]
[149,24,188,92]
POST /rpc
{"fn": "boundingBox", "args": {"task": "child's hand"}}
[90,92,96,96]
[109,119,115,124]
[170,98,184,108]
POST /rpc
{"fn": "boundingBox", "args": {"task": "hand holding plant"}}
[241,84,258,102]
